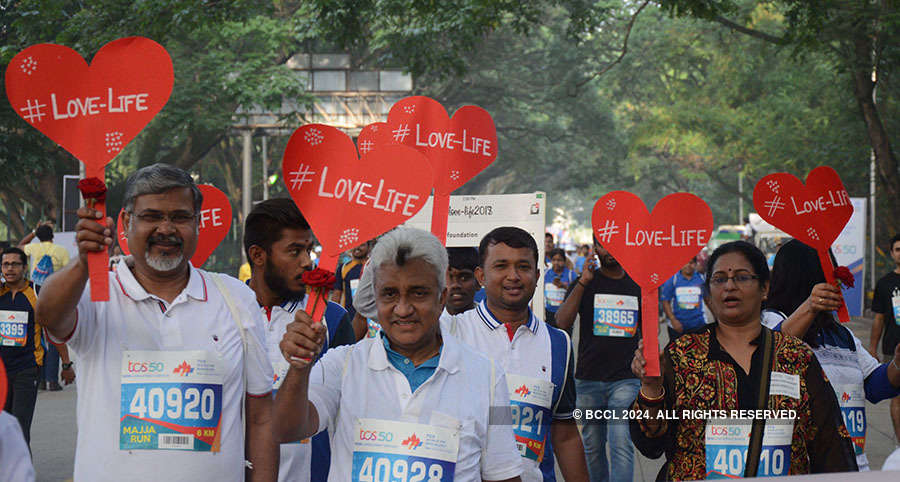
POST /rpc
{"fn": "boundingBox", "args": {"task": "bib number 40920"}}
[128,386,216,421]
[357,456,444,482]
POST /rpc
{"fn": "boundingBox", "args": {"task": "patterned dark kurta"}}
[630,324,857,480]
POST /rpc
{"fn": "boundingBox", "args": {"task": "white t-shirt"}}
[762,310,880,470]
[445,302,575,482]
[308,332,522,481]
[54,261,273,482]
[263,296,345,482]
[0,411,35,482]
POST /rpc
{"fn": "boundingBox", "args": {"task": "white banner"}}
[831,198,866,316]
[405,192,548,317]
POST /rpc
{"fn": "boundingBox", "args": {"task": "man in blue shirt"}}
[544,248,577,328]
[659,257,706,341]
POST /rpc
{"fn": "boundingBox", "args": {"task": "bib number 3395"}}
[120,350,225,452]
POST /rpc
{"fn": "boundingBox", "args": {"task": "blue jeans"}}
[576,378,640,482]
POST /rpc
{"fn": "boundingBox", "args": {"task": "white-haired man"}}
[36,164,276,481]
[276,227,523,481]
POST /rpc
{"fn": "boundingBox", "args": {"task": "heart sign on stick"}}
[380,96,497,243]
[753,166,853,322]
[282,124,433,274]
[116,185,232,268]
[357,122,387,158]
[592,191,714,376]
[6,36,174,301]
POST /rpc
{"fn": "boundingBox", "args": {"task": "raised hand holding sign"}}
[380,96,497,243]
[753,166,853,322]
[116,185,232,268]
[5,37,174,300]
[592,191,714,376]
[281,124,432,319]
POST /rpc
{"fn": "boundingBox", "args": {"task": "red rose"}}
[302,268,336,288]
[834,266,854,288]
[77,177,107,203]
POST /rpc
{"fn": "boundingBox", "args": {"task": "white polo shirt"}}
[0,411,34,482]
[263,296,346,482]
[444,301,576,482]
[54,260,272,482]
[308,331,522,481]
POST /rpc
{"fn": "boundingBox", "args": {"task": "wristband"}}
[578,280,589,289]
[62,362,73,370]
[891,359,900,371]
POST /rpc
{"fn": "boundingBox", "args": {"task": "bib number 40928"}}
[357,456,444,482]
[128,386,216,420]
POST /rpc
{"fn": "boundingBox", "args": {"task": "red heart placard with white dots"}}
[592,191,713,375]
[5,37,173,173]
[282,124,433,272]
[117,184,232,267]
[753,166,853,321]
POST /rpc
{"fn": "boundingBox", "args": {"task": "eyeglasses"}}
[709,273,759,287]
[1,262,24,268]
[132,211,198,226]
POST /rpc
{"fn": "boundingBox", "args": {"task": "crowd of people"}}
[2,162,900,481]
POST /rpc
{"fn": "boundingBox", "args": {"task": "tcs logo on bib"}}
[359,430,395,442]
[127,361,165,373]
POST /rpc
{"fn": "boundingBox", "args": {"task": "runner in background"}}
[555,238,641,482]
[763,239,900,471]
[330,239,375,320]
[870,233,900,449]
[659,257,706,342]
[244,198,354,481]
[544,248,576,329]
[445,247,480,317]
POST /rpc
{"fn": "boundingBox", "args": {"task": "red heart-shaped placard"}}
[357,122,387,158]
[592,191,714,290]
[382,96,496,196]
[5,37,173,172]
[116,184,232,267]
[282,124,433,260]
[752,166,853,251]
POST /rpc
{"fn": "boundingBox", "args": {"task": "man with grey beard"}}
[36,164,277,481]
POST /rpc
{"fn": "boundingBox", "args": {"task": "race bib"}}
[593,294,638,337]
[675,286,701,310]
[366,319,381,339]
[0,310,28,347]
[705,419,793,479]
[892,295,900,325]
[506,374,554,462]
[350,278,360,299]
[834,383,866,456]
[120,350,224,452]
[352,418,459,482]
[545,283,565,308]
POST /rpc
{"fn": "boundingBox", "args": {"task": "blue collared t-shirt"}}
[380,332,442,393]
[659,271,706,331]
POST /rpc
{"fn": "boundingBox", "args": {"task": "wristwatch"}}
[62,362,74,370]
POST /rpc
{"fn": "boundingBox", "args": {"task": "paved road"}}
[29,316,900,481]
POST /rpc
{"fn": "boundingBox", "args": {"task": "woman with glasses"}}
[629,241,858,479]
[763,239,900,471]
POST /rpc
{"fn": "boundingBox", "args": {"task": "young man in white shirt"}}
[445,227,588,482]
[36,164,277,481]
[244,198,354,481]
[275,227,523,481]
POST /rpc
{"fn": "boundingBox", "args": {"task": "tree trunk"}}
[851,36,900,240]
